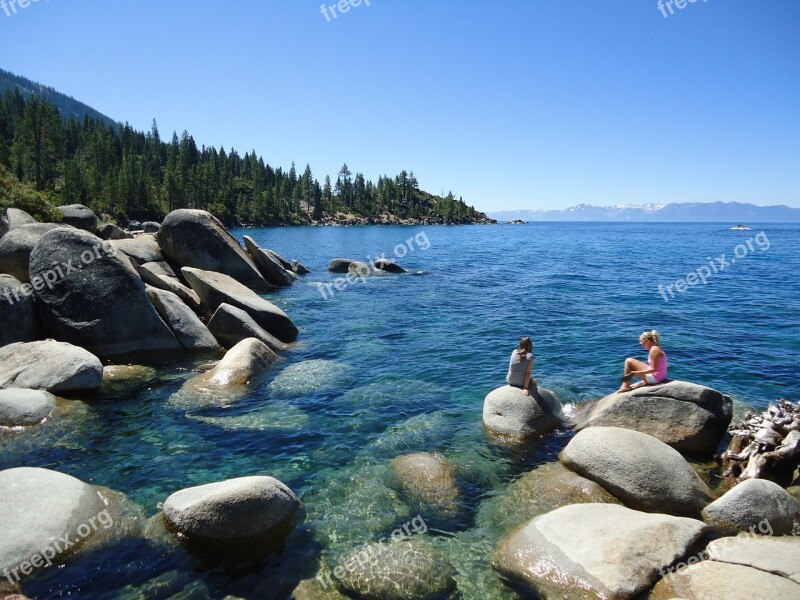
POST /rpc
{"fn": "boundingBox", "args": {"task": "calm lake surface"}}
[6,222,800,599]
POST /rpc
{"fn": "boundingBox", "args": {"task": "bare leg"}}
[618,358,648,392]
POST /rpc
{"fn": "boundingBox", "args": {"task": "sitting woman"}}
[618,330,668,392]
[506,336,537,396]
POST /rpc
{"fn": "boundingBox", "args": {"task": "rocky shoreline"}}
[1,204,798,599]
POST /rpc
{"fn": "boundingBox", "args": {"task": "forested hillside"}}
[0,84,489,226]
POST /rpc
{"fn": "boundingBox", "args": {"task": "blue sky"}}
[1,0,798,212]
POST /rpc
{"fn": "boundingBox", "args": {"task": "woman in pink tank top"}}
[618,330,668,393]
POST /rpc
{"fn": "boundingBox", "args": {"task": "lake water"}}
[5,222,799,599]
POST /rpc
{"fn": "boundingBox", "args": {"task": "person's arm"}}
[634,348,661,376]
[523,356,534,395]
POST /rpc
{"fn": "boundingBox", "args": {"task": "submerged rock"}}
[704,535,800,583]
[0,340,103,394]
[207,302,287,352]
[0,274,40,346]
[702,478,798,535]
[182,267,298,342]
[101,364,158,394]
[156,209,265,287]
[162,475,300,548]
[492,503,709,600]
[291,259,309,275]
[57,204,97,233]
[476,462,622,535]
[30,228,182,358]
[0,389,56,426]
[333,539,458,600]
[390,452,459,508]
[146,286,219,352]
[573,380,733,455]
[482,385,562,438]
[560,426,713,517]
[268,359,351,397]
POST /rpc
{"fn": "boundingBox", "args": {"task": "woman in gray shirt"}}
[506,336,536,395]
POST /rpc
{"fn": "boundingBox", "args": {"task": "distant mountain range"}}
[0,69,118,128]
[488,202,800,222]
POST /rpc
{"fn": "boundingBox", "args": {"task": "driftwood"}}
[721,399,800,486]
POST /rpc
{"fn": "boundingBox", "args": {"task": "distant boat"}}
[730,224,752,230]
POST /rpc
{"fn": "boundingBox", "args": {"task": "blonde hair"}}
[639,330,660,346]
[517,336,533,360]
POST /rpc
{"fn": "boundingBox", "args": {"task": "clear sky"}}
[1,0,798,212]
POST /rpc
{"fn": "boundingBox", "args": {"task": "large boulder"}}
[4,208,37,229]
[162,476,300,547]
[29,228,182,358]
[141,221,161,234]
[0,467,138,581]
[243,236,296,286]
[573,380,733,455]
[145,286,219,352]
[650,560,800,600]
[492,503,709,600]
[207,303,287,352]
[374,258,406,273]
[182,337,276,391]
[57,204,97,233]
[97,223,132,240]
[0,274,40,346]
[0,223,64,282]
[334,540,458,600]
[156,209,264,287]
[182,267,298,342]
[483,385,562,438]
[111,235,164,265]
[0,389,56,426]
[559,426,713,517]
[477,462,622,535]
[702,478,798,535]
[137,262,201,312]
[704,535,800,583]
[0,340,103,394]
[389,452,459,507]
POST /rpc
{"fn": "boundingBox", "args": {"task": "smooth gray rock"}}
[128,220,143,232]
[207,303,287,352]
[335,540,458,600]
[30,228,182,358]
[243,236,296,286]
[574,380,733,455]
[111,235,164,265]
[4,207,37,229]
[0,340,103,394]
[182,337,277,390]
[347,261,372,277]
[0,389,56,426]
[492,503,709,600]
[560,426,713,517]
[0,467,107,578]
[146,286,219,352]
[137,262,200,312]
[97,223,133,240]
[182,267,298,342]
[374,258,406,273]
[650,560,800,600]
[0,223,64,282]
[483,385,562,437]
[141,221,161,234]
[0,274,41,346]
[264,248,292,270]
[702,478,798,535]
[705,535,800,584]
[57,204,97,233]
[390,452,459,506]
[328,258,358,273]
[290,259,309,275]
[156,209,265,287]
[163,476,300,545]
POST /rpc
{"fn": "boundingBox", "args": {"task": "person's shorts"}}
[645,374,665,385]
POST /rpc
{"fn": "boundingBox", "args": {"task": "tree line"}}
[0,89,484,225]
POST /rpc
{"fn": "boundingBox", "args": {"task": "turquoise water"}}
[4,222,799,599]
